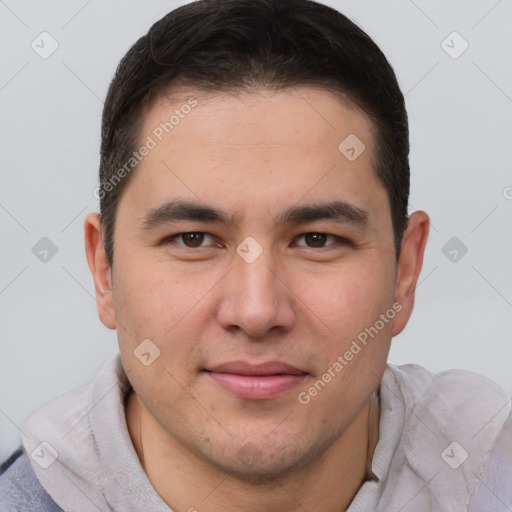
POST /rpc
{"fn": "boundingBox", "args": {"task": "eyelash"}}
[162,232,351,250]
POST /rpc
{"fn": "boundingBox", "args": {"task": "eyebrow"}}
[140,199,368,230]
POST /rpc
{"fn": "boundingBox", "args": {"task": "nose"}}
[216,245,296,340]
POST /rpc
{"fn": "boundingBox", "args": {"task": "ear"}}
[392,211,429,336]
[84,212,117,329]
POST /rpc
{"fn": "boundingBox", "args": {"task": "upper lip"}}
[206,361,307,376]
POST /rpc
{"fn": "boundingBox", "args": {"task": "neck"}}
[126,389,380,512]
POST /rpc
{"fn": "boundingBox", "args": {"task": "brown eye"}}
[304,233,328,247]
[162,232,220,250]
[180,232,205,247]
[294,232,340,248]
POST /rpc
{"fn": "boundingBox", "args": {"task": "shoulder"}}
[376,364,511,511]
[387,363,511,435]
[0,447,63,512]
[386,363,511,462]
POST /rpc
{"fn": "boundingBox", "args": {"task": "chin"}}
[215,455,301,484]
[201,433,322,483]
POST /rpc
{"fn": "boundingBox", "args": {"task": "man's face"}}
[109,87,402,477]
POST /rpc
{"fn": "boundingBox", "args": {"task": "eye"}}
[164,232,217,248]
[293,232,344,248]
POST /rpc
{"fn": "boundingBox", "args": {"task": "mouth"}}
[203,361,308,400]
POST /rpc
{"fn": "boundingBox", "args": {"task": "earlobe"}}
[84,212,117,330]
[392,211,430,336]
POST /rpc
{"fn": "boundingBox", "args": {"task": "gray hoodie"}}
[1,353,511,511]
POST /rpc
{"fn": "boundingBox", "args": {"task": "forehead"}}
[123,86,386,221]
[141,86,375,154]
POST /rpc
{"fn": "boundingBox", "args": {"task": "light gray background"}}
[1,0,511,462]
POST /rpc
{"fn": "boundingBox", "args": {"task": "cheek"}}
[297,259,395,406]
[299,270,394,425]
[113,268,203,413]
[300,262,395,339]
[112,258,213,386]
[113,257,199,338]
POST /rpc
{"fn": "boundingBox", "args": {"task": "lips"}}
[204,361,308,400]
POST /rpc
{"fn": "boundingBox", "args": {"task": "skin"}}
[85,86,429,512]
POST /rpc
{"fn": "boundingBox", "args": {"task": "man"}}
[1,0,510,510]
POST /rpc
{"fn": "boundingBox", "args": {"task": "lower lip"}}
[205,372,306,400]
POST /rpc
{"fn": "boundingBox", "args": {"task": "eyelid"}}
[163,232,218,248]
[292,233,351,248]
[162,231,352,249]
[293,233,335,247]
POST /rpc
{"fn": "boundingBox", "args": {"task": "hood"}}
[21,353,172,512]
